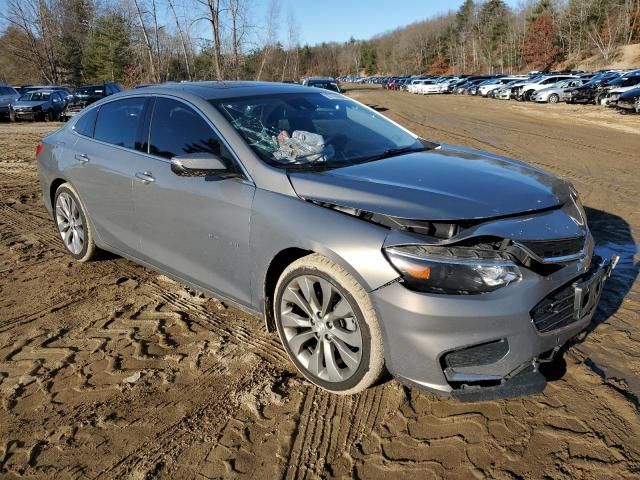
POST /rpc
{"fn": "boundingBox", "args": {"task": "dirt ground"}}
[1,90,639,480]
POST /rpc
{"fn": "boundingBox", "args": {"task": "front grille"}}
[521,236,584,260]
[531,283,576,333]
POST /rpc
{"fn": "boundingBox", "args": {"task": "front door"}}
[131,97,255,305]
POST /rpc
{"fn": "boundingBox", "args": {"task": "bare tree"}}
[132,0,158,81]
[226,0,251,80]
[168,0,193,80]
[281,6,299,81]
[256,0,280,81]
[1,0,62,83]
[195,0,225,80]
[588,6,623,61]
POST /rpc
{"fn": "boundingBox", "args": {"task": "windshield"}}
[19,92,50,101]
[212,92,425,169]
[307,82,340,92]
[75,86,104,97]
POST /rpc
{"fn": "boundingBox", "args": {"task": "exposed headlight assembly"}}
[384,244,522,295]
[565,187,586,227]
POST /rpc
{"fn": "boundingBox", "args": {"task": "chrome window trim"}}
[69,93,255,186]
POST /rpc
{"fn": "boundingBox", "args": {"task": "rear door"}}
[130,96,255,305]
[67,97,149,254]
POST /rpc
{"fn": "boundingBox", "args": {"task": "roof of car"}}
[127,81,314,100]
[22,89,56,93]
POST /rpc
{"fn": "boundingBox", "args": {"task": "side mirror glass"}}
[170,152,240,178]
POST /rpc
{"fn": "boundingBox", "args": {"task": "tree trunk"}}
[133,0,157,82]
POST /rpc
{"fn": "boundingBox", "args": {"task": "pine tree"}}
[82,14,131,82]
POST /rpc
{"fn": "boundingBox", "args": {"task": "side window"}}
[148,97,235,168]
[94,98,146,149]
[73,107,98,138]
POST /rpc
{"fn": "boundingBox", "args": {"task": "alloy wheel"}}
[279,275,363,383]
[55,192,85,255]
[549,94,559,104]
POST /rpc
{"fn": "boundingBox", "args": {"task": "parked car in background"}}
[12,89,67,121]
[61,82,123,121]
[492,80,524,100]
[477,77,525,97]
[416,80,442,94]
[566,72,621,104]
[18,85,73,102]
[302,77,341,93]
[465,78,493,95]
[596,76,640,105]
[532,78,585,103]
[514,75,577,101]
[616,86,640,113]
[36,81,617,399]
[0,84,20,121]
[407,79,429,94]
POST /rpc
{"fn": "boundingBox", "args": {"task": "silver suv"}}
[36,82,617,400]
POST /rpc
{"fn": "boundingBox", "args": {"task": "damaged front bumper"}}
[372,254,618,401]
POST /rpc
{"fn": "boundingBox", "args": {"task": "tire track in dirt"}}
[283,383,404,479]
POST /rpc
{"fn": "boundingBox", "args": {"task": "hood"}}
[0,94,19,105]
[14,100,47,108]
[610,85,640,94]
[620,87,640,100]
[289,145,571,221]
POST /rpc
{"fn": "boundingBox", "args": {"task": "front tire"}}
[274,254,385,394]
[54,183,97,261]
[548,93,559,104]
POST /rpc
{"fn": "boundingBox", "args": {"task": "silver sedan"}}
[36,82,616,400]
[532,79,585,103]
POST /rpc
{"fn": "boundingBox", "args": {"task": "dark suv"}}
[0,84,20,121]
[61,82,123,121]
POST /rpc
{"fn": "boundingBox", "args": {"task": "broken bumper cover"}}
[372,254,618,401]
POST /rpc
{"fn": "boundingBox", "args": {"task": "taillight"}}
[35,142,43,159]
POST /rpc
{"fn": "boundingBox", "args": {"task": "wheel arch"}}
[263,247,314,332]
[50,177,68,210]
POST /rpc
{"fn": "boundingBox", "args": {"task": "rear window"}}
[76,86,104,97]
[73,108,98,137]
[94,98,146,149]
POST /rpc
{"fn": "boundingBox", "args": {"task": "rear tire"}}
[54,183,97,262]
[274,254,385,394]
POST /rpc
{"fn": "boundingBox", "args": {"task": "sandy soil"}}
[0,91,639,479]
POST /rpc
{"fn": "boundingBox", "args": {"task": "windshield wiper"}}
[364,145,429,162]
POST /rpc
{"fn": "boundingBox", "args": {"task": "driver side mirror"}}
[170,152,241,178]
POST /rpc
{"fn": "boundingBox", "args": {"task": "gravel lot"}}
[1,90,639,479]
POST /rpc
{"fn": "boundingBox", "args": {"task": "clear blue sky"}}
[282,0,521,45]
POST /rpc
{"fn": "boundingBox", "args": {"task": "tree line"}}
[1,0,639,87]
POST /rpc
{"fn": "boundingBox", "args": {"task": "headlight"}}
[565,187,586,226]
[384,244,521,295]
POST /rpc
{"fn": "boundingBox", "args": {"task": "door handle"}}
[74,153,89,163]
[134,171,155,184]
